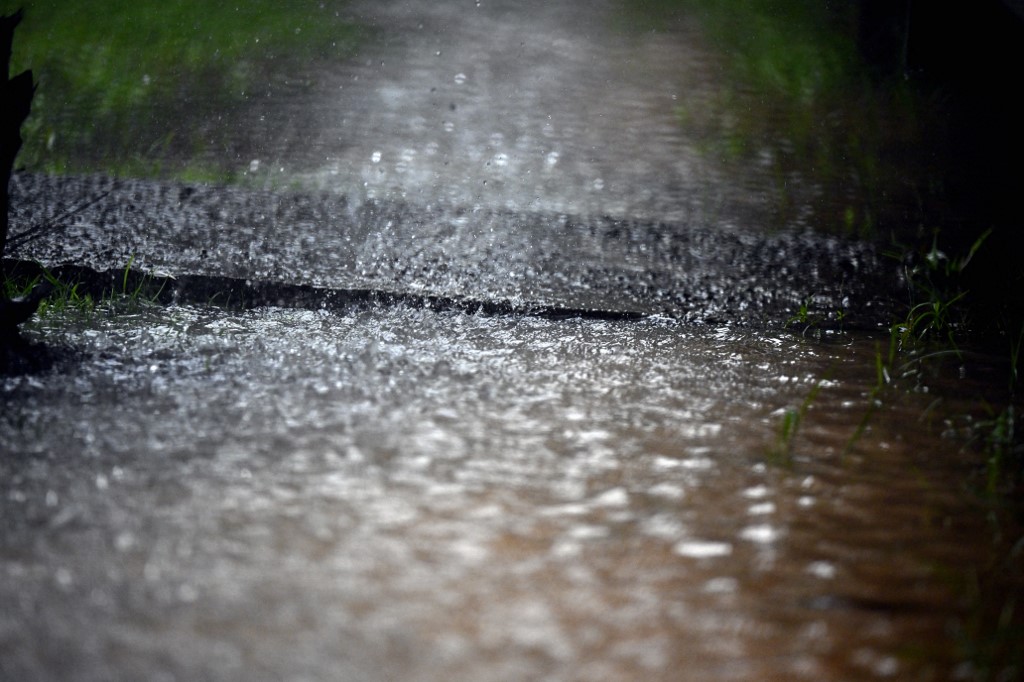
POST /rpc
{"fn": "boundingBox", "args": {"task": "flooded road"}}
[1,304,1006,681]
[2,0,1018,680]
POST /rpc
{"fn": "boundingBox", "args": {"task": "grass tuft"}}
[768,373,826,466]
[892,229,991,352]
[1,258,167,322]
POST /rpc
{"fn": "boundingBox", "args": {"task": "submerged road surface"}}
[1,0,1013,680]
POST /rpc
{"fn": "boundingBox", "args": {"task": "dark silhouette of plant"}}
[1,10,33,256]
[1,9,47,334]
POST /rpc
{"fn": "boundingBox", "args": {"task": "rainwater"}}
[1,0,1017,680]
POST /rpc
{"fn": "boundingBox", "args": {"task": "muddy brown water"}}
[1,0,1019,680]
[1,304,1011,681]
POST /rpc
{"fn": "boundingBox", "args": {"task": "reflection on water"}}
[0,304,1004,680]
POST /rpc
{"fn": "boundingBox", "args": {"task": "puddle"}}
[0,303,1009,681]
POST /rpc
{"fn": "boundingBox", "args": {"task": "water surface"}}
[1,303,1006,681]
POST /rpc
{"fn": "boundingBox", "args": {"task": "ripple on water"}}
[0,301,1007,681]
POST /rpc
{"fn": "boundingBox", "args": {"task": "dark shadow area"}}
[859,0,1024,335]
[0,257,649,322]
[1,10,33,261]
[0,326,62,374]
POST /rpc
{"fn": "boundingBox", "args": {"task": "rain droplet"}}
[115,532,135,551]
[592,487,628,507]
[740,524,779,544]
[55,567,73,588]
[807,561,836,579]
[703,577,738,593]
[674,540,732,558]
[742,485,770,499]
[177,583,199,603]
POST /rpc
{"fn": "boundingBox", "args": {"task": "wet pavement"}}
[1,0,1017,680]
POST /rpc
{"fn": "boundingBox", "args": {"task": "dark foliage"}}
[1,9,45,337]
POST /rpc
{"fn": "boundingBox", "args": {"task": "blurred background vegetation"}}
[627,0,927,237]
[1,0,363,180]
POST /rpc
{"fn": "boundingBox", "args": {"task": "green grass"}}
[768,373,826,466]
[2,0,363,179]
[677,0,861,105]
[889,229,992,352]
[771,233,1023,678]
[2,258,166,321]
[3,269,94,317]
